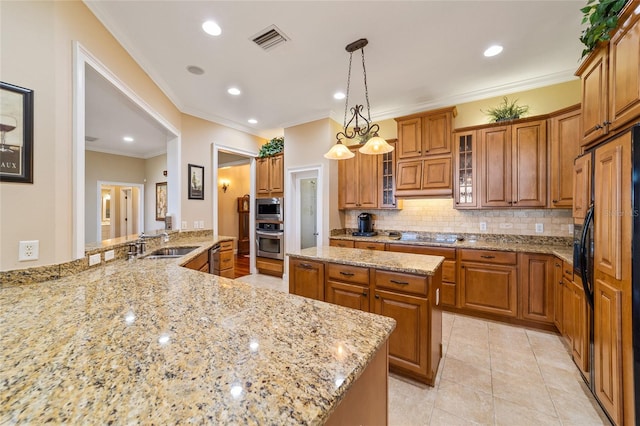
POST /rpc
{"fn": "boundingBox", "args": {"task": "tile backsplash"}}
[345,199,574,237]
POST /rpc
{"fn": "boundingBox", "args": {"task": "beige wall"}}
[180,114,263,230]
[217,164,250,245]
[0,0,181,270]
[344,199,573,238]
[145,154,168,233]
[284,118,342,245]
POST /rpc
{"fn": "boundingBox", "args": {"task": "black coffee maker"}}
[353,212,377,237]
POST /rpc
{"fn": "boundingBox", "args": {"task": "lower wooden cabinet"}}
[289,258,325,301]
[519,253,554,324]
[184,250,209,272]
[354,241,386,251]
[329,239,355,248]
[459,249,518,319]
[553,260,564,333]
[212,240,234,278]
[373,289,428,378]
[325,263,370,311]
[594,277,623,425]
[571,275,590,382]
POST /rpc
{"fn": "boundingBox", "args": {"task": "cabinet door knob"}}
[595,124,602,130]
[552,199,558,203]
[603,121,611,126]
[363,292,368,297]
[375,294,380,299]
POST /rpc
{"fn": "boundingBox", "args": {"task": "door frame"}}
[72,42,181,259]
[212,142,258,274]
[285,165,324,279]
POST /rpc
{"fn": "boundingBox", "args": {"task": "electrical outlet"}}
[89,253,101,266]
[568,224,574,235]
[194,221,199,229]
[18,240,39,261]
[199,220,204,229]
[182,221,187,229]
[479,222,487,231]
[535,223,544,233]
[104,250,115,261]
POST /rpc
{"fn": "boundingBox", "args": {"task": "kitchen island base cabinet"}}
[289,258,324,301]
[325,341,389,426]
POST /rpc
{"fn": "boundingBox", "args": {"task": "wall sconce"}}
[220,179,230,193]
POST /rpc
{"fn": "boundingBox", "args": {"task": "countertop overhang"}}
[0,237,396,424]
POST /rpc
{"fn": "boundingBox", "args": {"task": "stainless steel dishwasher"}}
[209,244,220,274]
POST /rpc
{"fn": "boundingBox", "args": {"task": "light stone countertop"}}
[329,234,574,266]
[0,237,396,424]
[287,246,445,275]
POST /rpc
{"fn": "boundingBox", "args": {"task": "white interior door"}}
[300,178,318,249]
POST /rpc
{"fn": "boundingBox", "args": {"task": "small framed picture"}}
[156,182,167,221]
[188,164,204,200]
[0,81,34,183]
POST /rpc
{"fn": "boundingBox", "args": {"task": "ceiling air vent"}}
[251,25,289,51]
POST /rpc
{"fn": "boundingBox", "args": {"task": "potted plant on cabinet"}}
[579,0,628,58]
[258,137,284,158]
[483,97,530,123]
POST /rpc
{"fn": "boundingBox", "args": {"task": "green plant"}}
[258,137,284,158]
[482,97,530,123]
[579,0,628,58]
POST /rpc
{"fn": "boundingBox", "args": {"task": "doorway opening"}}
[286,166,323,254]
[212,143,258,276]
[96,181,144,242]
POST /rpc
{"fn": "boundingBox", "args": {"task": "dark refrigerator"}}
[572,124,640,425]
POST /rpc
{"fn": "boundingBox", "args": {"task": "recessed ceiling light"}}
[228,87,241,96]
[123,136,134,142]
[484,45,503,57]
[333,92,346,100]
[248,119,258,124]
[186,65,205,75]
[202,20,222,36]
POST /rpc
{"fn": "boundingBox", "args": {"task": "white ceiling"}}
[84,0,585,145]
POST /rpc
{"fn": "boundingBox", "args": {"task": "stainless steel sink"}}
[144,246,199,259]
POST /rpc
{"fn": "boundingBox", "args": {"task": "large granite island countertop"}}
[0,237,396,424]
[287,246,445,275]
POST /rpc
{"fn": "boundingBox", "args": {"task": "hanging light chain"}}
[343,51,353,129]
[361,47,372,122]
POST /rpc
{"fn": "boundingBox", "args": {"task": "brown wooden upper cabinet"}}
[480,119,547,208]
[549,105,581,209]
[394,107,456,197]
[576,2,640,148]
[572,153,591,221]
[453,130,479,209]
[256,154,284,196]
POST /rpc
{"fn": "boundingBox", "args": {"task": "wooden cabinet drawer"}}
[387,244,455,259]
[354,241,386,251]
[218,268,235,279]
[220,240,233,252]
[329,239,355,248]
[563,260,574,281]
[375,270,427,297]
[459,249,517,265]
[327,263,370,286]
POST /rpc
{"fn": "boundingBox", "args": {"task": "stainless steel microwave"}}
[256,197,283,221]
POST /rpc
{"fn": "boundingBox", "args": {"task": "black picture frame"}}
[188,164,204,200]
[0,81,34,183]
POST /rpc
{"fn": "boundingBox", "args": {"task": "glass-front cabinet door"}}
[454,130,478,209]
[379,140,400,209]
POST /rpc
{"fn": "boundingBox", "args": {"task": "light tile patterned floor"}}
[235,273,611,425]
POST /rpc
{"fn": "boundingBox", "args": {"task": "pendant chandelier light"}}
[324,38,394,160]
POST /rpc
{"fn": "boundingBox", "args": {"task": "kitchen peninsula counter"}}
[0,237,396,424]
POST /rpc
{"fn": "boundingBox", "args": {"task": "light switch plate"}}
[104,250,115,261]
[479,222,487,231]
[89,253,101,266]
[18,240,39,261]
[535,223,544,233]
